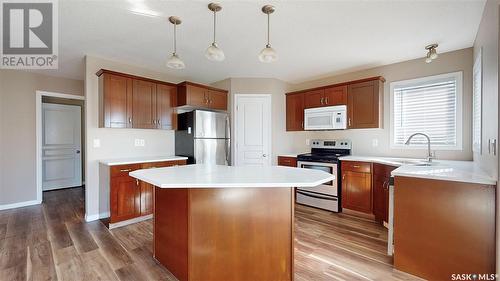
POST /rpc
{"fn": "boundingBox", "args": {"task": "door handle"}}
[263,154,267,158]
[76,150,80,154]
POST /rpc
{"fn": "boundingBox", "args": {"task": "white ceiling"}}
[40,0,485,84]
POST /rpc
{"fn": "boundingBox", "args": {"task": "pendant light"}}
[258,5,277,63]
[205,3,225,61]
[424,44,438,64]
[166,16,185,69]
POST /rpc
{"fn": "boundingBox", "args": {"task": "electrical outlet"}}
[93,139,101,148]
[372,139,378,147]
[306,139,310,145]
[135,139,145,147]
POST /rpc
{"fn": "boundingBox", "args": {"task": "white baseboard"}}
[85,211,110,222]
[109,214,153,229]
[0,199,42,211]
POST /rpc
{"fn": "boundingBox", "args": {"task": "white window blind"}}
[392,72,462,148]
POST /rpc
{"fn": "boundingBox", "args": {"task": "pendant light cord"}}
[173,23,177,54]
[213,10,217,44]
[267,13,270,47]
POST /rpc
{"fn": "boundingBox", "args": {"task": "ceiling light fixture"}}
[258,5,277,63]
[166,16,185,69]
[425,43,438,63]
[205,3,225,62]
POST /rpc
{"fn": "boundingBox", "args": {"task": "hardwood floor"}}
[0,187,420,281]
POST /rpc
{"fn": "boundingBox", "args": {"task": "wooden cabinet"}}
[341,161,372,214]
[98,69,178,130]
[347,80,383,129]
[372,164,396,223]
[304,86,347,108]
[277,156,297,167]
[285,77,384,131]
[286,93,304,131]
[108,159,187,224]
[100,73,132,128]
[156,84,177,130]
[177,82,228,111]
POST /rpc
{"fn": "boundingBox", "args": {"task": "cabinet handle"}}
[342,174,345,180]
[325,97,329,104]
[128,117,132,124]
[320,97,324,105]
[153,119,156,125]
[120,169,132,172]
[157,119,161,125]
[301,121,304,128]
[136,179,139,186]
[348,118,351,127]
[353,165,360,168]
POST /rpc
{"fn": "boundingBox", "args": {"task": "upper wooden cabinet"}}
[285,77,384,131]
[304,86,347,108]
[98,69,178,130]
[286,93,305,131]
[177,82,228,111]
[347,79,383,129]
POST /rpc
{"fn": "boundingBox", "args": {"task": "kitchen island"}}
[130,164,333,281]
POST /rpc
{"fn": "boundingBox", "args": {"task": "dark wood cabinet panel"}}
[277,156,297,167]
[372,163,396,223]
[347,80,382,129]
[304,89,325,108]
[156,84,177,130]
[111,176,140,223]
[101,73,132,128]
[208,90,228,110]
[186,84,208,108]
[324,86,347,106]
[341,161,372,214]
[140,182,153,216]
[132,79,157,129]
[286,93,304,131]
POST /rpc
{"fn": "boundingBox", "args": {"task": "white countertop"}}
[339,156,496,185]
[129,164,334,188]
[99,155,188,166]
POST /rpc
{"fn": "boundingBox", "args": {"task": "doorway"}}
[233,94,272,166]
[36,91,85,201]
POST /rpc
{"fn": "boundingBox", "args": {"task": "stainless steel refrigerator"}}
[175,110,231,165]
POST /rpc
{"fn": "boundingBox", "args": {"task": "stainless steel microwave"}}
[304,105,347,130]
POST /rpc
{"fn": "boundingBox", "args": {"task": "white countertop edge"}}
[390,173,496,186]
[100,156,188,166]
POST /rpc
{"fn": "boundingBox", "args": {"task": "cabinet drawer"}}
[278,156,297,167]
[110,164,142,178]
[341,161,371,173]
[142,161,178,169]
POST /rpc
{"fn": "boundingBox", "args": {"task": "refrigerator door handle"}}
[225,116,231,165]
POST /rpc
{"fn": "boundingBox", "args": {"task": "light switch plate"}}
[93,139,101,148]
[135,139,145,147]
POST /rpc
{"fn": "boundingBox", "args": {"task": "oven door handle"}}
[297,190,338,201]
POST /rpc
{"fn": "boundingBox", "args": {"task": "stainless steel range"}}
[296,139,352,212]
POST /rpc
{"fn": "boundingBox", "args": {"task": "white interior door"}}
[42,103,82,190]
[234,95,271,166]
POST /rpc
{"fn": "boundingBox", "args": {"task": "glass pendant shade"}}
[166,53,185,69]
[205,43,225,61]
[425,54,432,63]
[258,45,277,63]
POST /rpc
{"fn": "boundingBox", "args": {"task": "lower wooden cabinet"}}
[341,161,372,214]
[372,163,396,223]
[109,160,187,224]
[277,156,297,167]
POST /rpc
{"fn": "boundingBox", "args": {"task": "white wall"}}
[471,0,499,272]
[0,70,83,206]
[289,48,474,161]
[84,56,185,220]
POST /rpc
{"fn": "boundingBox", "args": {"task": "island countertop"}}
[129,164,334,188]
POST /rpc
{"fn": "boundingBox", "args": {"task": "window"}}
[390,72,463,150]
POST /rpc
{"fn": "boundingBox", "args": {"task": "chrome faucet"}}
[405,133,433,162]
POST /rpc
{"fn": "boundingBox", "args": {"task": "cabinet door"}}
[303,89,325,108]
[324,86,347,106]
[110,176,140,223]
[208,90,228,110]
[277,156,297,167]
[187,85,209,108]
[132,79,157,129]
[372,174,388,222]
[140,182,153,216]
[156,84,177,130]
[103,74,132,128]
[286,93,305,131]
[347,80,380,128]
[342,171,372,213]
